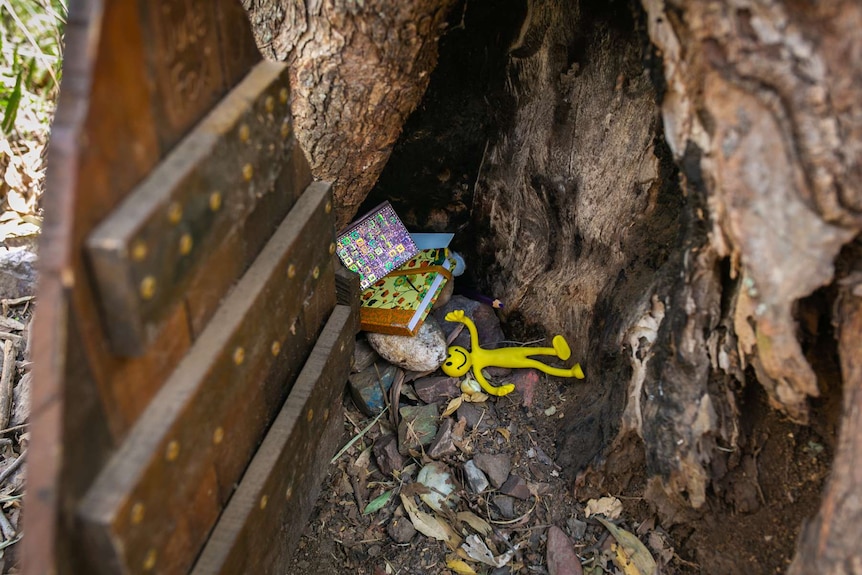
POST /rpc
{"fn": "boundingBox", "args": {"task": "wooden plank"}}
[214,0,263,88]
[86,61,294,356]
[191,305,354,575]
[335,260,362,334]
[78,183,337,575]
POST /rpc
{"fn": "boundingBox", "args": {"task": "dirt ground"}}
[284,343,833,575]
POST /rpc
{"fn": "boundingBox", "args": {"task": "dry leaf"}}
[584,496,623,519]
[442,396,463,418]
[446,558,477,575]
[495,427,511,442]
[463,392,489,403]
[595,516,657,575]
[456,511,492,536]
[462,534,515,568]
[400,494,451,542]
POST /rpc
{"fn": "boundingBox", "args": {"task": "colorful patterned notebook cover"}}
[336,201,418,290]
[360,249,455,336]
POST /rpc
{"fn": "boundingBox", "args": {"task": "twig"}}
[389,370,405,429]
[0,296,33,307]
[0,449,26,485]
[331,408,389,464]
[0,340,14,431]
[0,333,24,344]
[0,534,21,551]
[0,317,25,332]
[0,424,28,435]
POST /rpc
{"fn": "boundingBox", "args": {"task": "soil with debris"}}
[285,301,830,575]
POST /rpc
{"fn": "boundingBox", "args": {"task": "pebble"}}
[492,494,516,519]
[0,241,37,299]
[457,402,497,432]
[387,516,416,544]
[508,369,539,408]
[348,362,399,416]
[352,338,379,373]
[546,525,583,575]
[414,376,460,404]
[397,404,439,455]
[463,460,490,494]
[473,453,511,489]
[372,434,405,477]
[500,474,531,500]
[428,417,457,458]
[366,316,448,372]
[566,517,587,541]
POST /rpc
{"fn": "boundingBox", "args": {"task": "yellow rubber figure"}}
[441,309,585,397]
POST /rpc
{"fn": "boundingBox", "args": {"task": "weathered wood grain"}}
[86,61,294,356]
[191,304,354,575]
[78,182,336,575]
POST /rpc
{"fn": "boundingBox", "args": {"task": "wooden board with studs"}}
[86,60,295,356]
[79,182,338,575]
[191,304,354,575]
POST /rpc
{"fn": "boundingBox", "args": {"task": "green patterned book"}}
[359,248,455,336]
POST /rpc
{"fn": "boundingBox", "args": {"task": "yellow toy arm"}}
[472,369,516,397]
[444,310,480,351]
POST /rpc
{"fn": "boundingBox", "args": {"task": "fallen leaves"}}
[584,496,623,520]
[595,516,657,575]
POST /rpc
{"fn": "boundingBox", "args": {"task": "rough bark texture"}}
[242,0,456,228]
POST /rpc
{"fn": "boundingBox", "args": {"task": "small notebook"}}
[360,248,455,336]
[335,202,418,290]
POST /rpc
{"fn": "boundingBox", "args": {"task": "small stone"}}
[398,404,439,455]
[11,372,30,427]
[432,295,480,341]
[533,444,555,466]
[428,417,457,458]
[500,474,531,500]
[366,316,447,372]
[373,434,405,477]
[547,525,583,575]
[509,369,539,408]
[463,460,489,494]
[348,362,398,416]
[473,453,511,489]
[492,494,516,519]
[387,516,416,543]
[566,517,587,541]
[0,242,37,299]
[457,402,497,432]
[352,338,379,373]
[414,376,460,404]
[490,568,514,575]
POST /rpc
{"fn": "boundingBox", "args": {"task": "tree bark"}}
[242,0,456,228]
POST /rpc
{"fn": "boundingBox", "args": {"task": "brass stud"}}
[142,549,157,571]
[286,485,293,500]
[306,408,314,423]
[329,242,336,255]
[312,266,320,280]
[260,494,268,510]
[238,123,250,143]
[213,427,224,445]
[179,233,193,255]
[140,276,156,300]
[265,95,275,113]
[131,240,148,262]
[280,122,291,139]
[167,202,183,224]
[209,191,222,212]
[323,408,330,422]
[279,87,288,104]
[271,341,281,356]
[130,502,145,525]
[325,200,332,214]
[242,163,254,181]
[233,347,245,366]
[287,264,296,278]
[165,440,180,462]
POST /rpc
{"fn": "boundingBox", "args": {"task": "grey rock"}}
[11,372,30,427]
[428,417,457,459]
[387,516,416,543]
[566,517,588,541]
[0,242,37,299]
[352,337,379,373]
[348,361,398,416]
[500,474,531,500]
[397,403,439,455]
[366,316,447,372]
[463,460,489,494]
[547,525,583,575]
[414,376,460,404]
[457,402,496,431]
[373,434,405,476]
[492,494,516,519]
[473,453,511,489]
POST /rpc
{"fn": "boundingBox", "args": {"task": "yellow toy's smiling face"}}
[442,346,471,376]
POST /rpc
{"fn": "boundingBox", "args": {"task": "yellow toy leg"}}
[518,359,585,379]
[474,370,516,397]
[552,335,571,361]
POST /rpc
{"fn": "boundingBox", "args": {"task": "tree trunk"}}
[246,0,862,571]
